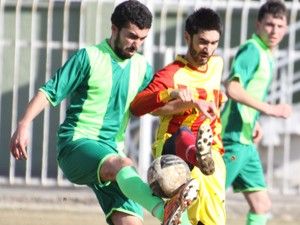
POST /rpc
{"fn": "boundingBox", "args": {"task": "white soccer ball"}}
[147,154,191,198]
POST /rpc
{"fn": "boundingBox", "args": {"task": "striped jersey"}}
[40,39,153,152]
[130,55,226,157]
[221,34,274,145]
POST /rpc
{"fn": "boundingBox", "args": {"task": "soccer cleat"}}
[195,124,215,175]
[162,179,199,225]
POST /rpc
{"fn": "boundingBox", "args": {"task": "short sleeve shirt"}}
[40,39,153,152]
[221,34,274,145]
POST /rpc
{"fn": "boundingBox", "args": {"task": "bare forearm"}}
[10,91,50,160]
[226,81,270,114]
[226,80,292,118]
[18,91,50,127]
[151,99,193,116]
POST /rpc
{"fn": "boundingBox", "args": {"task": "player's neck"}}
[184,54,207,69]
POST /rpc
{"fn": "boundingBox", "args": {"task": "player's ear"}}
[111,24,118,38]
[184,31,191,44]
[255,20,260,33]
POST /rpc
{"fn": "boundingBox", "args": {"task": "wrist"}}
[18,120,30,128]
[261,103,271,115]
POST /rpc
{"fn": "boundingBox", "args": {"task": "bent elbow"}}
[225,82,240,101]
[130,105,145,117]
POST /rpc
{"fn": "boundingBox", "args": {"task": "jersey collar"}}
[175,55,208,73]
[252,34,269,51]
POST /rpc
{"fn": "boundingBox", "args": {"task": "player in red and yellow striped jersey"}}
[130,8,226,225]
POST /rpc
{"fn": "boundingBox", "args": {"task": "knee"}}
[111,211,142,225]
[252,197,272,213]
[100,156,134,181]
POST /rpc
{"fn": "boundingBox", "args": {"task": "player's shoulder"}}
[63,47,89,65]
[156,59,185,76]
[132,51,148,63]
[238,40,260,56]
[83,44,102,59]
[85,43,100,52]
[209,55,223,64]
[85,41,114,57]
[208,55,224,70]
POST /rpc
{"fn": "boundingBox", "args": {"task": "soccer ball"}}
[147,154,191,198]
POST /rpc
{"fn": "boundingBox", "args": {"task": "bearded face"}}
[185,30,220,67]
[110,23,149,60]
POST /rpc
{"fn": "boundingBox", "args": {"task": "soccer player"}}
[9,1,198,225]
[130,8,226,225]
[221,1,292,225]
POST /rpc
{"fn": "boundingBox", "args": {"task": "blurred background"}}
[0,0,299,224]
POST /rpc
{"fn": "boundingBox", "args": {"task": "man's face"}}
[256,13,287,50]
[112,23,149,59]
[185,30,220,66]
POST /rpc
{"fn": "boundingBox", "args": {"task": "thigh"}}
[188,150,226,225]
[90,182,143,225]
[58,138,118,185]
[162,127,194,155]
[223,142,251,189]
[232,145,266,192]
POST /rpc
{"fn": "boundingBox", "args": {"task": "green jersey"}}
[40,39,153,152]
[221,34,274,145]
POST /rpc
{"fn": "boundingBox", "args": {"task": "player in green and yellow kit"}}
[221,1,292,225]
[9,1,199,225]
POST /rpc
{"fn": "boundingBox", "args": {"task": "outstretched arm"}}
[151,99,193,116]
[10,91,50,160]
[151,97,217,120]
[226,80,292,118]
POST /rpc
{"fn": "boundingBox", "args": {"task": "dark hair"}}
[185,8,223,36]
[258,0,287,21]
[111,0,152,29]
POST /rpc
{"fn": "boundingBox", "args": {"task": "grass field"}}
[0,208,299,225]
[0,185,299,225]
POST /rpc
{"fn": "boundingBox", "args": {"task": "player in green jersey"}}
[9,1,198,225]
[221,1,292,225]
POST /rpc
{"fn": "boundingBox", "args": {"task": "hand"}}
[267,103,292,118]
[194,99,217,121]
[253,122,263,144]
[10,123,29,160]
[170,89,218,120]
[169,89,195,102]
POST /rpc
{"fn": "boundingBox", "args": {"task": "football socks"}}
[116,166,164,220]
[246,212,268,225]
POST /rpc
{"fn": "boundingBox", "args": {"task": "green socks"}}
[246,212,268,225]
[181,210,192,225]
[116,166,164,220]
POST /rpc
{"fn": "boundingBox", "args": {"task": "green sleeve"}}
[138,63,154,92]
[40,48,91,106]
[229,42,260,87]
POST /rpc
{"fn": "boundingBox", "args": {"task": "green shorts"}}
[223,142,266,192]
[57,138,143,224]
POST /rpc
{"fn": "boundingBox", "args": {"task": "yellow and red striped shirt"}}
[130,55,225,157]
